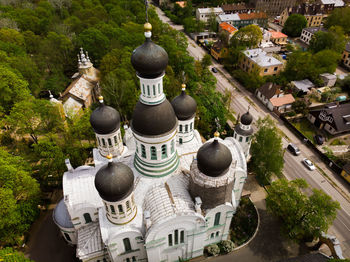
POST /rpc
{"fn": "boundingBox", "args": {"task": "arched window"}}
[123,238,131,252]
[153,85,156,96]
[174,229,179,245]
[141,144,146,158]
[168,234,173,246]
[246,137,250,142]
[239,136,243,142]
[118,205,123,213]
[158,83,161,94]
[180,230,185,243]
[190,122,193,130]
[210,233,214,238]
[185,125,188,132]
[161,145,167,159]
[216,231,219,237]
[136,141,138,153]
[102,138,106,147]
[151,146,157,160]
[64,233,71,242]
[110,205,115,214]
[114,136,118,144]
[147,85,150,96]
[126,201,130,210]
[179,138,183,144]
[214,212,221,226]
[142,84,145,95]
[97,137,101,146]
[179,125,182,132]
[132,256,136,262]
[108,138,112,146]
[83,213,92,224]
[171,140,175,154]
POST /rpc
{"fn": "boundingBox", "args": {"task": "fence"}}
[280,115,343,175]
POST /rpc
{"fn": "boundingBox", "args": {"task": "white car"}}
[302,158,315,171]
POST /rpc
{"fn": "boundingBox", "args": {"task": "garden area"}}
[205,196,259,257]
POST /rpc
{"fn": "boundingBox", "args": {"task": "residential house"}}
[320,73,337,87]
[260,30,281,53]
[196,7,224,22]
[60,48,100,117]
[341,42,350,70]
[307,102,350,134]
[269,31,288,46]
[211,41,228,61]
[240,48,283,76]
[300,27,327,45]
[341,162,350,183]
[222,3,255,14]
[250,0,297,16]
[279,3,325,27]
[256,82,295,112]
[217,12,267,28]
[217,13,241,26]
[319,0,345,11]
[219,22,238,40]
[291,79,314,95]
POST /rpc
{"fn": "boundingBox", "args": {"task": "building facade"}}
[196,7,224,22]
[251,0,297,17]
[279,3,325,27]
[300,27,326,45]
[240,48,283,76]
[53,22,251,262]
[341,42,350,70]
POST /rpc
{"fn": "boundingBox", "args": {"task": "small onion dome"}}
[197,139,232,177]
[90,96,120,134]
[95,155,134,202]
[241,111,253,125]
[131,99,177,137]
[171,85,197,120]
[131,23,168,79]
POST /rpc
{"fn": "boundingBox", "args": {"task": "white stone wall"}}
[96,129,124,157]
[233,125,252,159]
[67,205,99,230]
[145,215,206,261]
[57,225,77,245]
[204,204,235,246]
[300,29,313,45]
[177,117,195,144]
[103,194,137,225]
[138,74,165,105]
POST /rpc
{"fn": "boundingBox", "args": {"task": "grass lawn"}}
[290,118,319,141]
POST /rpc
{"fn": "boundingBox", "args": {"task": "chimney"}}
[195,197,202,214]
[144,210,152,229]
[65,159,73,172]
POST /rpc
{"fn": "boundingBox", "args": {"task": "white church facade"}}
[53,22,253,262]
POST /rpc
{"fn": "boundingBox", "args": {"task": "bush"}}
[207,244,220,256]
[219,240,235,254]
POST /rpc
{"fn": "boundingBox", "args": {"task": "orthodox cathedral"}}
[53,22,254,262]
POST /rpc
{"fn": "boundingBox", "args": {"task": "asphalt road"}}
[154,5,350,258]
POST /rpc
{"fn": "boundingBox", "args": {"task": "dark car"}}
[314,135,324,145]
[287,143,300,156]
[211,67,218,73]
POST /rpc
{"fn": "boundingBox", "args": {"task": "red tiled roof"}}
[239,12,267,20]
[269,31,287,39]
[270,94,295,107]
[219,22,238,34]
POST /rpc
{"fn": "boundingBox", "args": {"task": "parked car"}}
[302,158,315,171]
[314,134,324,145]
[211,67,218,73]
[287,143,300,156]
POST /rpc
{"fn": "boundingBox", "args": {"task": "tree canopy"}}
[230,24,262,49]
[282,14,307,37]
[266,179,340,242]
[325,7,350,34]
[250,116,284,185]
[309,26,346,54]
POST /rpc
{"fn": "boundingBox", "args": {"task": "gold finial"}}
[98,96,103,101]
[106,154,113,160]
[181,83,186,90]
[214,131,220,138]
[144,22,152,32]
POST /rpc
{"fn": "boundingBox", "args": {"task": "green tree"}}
[283,51,317,81]
[313,49,340,75]
[309,26,346,54]
[5,98,64,144]
[0,148,40,245]
[201,54,212,68]
[231,24,262,48]
[325,7,350,34]
[250,116,284,185]
[0,247,34,261]
[266,179,340,242]
[282,14,307,37]
[292,98,310,116]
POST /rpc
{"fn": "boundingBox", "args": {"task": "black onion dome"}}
[90,103,120,134]
[95,161,134,202]
[241,111,253,125]
[171,90,197,120]
[197,139,232,177]
[131,99,178,137]
[131,38,168,79]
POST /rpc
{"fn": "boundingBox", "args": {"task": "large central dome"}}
[131,23,168,79]
[131,99,178,137]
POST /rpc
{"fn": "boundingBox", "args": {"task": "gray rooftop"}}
[243,48,283,67]
[302,27,327,35]
[291,79,314,92]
